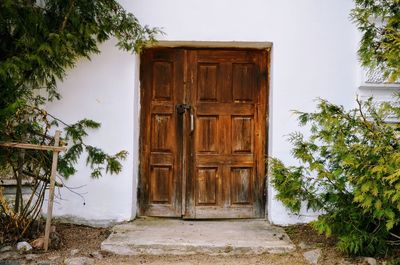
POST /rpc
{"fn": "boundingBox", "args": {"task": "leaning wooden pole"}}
[44,130,61,251]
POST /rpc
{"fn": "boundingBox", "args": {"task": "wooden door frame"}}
[138,46,270,218]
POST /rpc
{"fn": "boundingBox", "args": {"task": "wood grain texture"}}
[139,48,184,217]
[0,142,66,152]
[139,48,268,219]
[186,49,267,218]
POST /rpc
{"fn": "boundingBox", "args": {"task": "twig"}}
[57,177,87,204]
[21,181,40,217]
[60,0,75,32]
[22,170,63,187]
[44,111,70,128]
[389,232,400,240]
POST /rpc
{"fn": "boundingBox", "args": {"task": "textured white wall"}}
[46,40,140,226]
[47,0,359,225]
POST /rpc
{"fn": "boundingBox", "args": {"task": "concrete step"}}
[101,218,295,256]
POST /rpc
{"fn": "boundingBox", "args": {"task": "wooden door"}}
[185,50,267,218]
[139,48,184,217]
[139,48,268,218]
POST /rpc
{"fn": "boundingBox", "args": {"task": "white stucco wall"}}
[46,0,359,226]
[46,40,140,226]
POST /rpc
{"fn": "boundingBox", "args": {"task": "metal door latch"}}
[176,104,191,114]
[190,112,194,132]
[176,104,194,132]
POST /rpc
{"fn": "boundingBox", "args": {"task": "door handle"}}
[176,104,191,115]
[176,104,194,133]
[190,112,194,133]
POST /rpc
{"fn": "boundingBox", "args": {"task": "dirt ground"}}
[0,223,397,265]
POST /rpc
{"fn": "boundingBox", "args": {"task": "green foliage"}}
[0,0,159,243]
[0,0,159,179]
[270,98,400,255]
[0,0,158,179]
[389,257,400,265]
[0,0,160,102]
[271,0,400,256]
[351,0,400,81]
[56,118,128,179]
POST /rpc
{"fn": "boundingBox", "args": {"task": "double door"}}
[139,48,268,218]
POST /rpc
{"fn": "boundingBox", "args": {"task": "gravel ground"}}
[0,223,396,265]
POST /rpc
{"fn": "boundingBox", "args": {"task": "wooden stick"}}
[0,142,66,152]
[44,131,61,251]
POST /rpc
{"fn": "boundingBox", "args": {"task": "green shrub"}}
[269,97,400,255]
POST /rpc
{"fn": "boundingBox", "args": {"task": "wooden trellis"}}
[0,130,66,251]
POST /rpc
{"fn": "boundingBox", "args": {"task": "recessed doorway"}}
[139,47,269,219]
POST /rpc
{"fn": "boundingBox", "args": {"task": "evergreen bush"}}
[270,98,400,255]
[0,0,159,243]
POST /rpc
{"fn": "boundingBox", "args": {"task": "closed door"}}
[139,48,268,218]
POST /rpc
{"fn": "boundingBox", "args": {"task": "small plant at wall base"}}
[0,0,160,244]
[269,98,400,255]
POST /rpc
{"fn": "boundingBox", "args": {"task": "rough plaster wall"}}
[46,40,139,226]
[46,0,359,225]
[129,0,359,225]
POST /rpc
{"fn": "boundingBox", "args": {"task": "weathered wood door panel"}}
[139,48,267,218]
[139,48,184,217]
[185,50,267,218]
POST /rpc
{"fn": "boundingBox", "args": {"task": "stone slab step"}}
[101,218,295,256]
